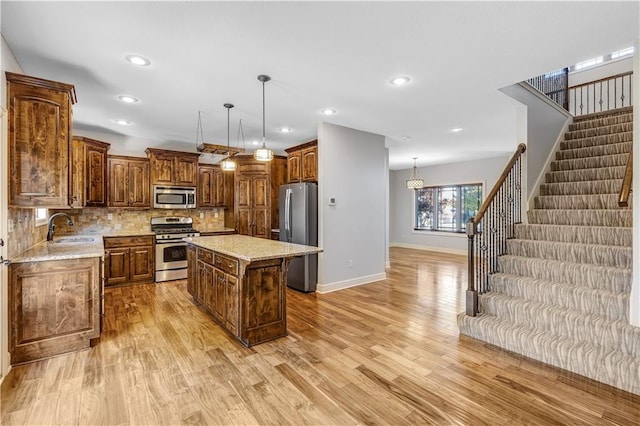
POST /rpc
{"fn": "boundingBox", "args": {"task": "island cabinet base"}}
[9,257,102,364]
[187,245,289,347]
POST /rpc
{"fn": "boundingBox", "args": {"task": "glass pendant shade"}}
[406,157,424,189]
[254,74,274,162]
[220,157,236,171]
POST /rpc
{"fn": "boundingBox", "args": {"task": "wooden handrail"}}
[569,71,633,91]
[472,143,527,226]
[619,150,632,207]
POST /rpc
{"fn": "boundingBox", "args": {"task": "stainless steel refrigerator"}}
[279,182,318,292]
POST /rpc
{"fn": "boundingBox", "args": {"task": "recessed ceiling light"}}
[252,140,261,145]
[118,95,139,103]
[390,76,410,86]
[401,135,412,141]
[451,127,463,133]
[114,119,131,125]
[278,127,293,133]
[321,108,336,116]
[125,55,151,66]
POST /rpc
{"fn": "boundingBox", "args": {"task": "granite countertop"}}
[186,235,322,262]
[11,235,104,264]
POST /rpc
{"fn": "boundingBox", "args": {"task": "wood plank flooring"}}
[2,247,640,425]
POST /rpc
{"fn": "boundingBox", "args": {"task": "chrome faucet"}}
[46,213,74,241]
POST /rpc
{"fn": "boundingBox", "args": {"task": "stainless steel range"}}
[151,216,200,282]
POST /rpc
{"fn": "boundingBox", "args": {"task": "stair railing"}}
[465,143,526,316]
[569,71,633,117]
[619,149,633,207]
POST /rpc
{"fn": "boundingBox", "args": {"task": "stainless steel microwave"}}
[153,186,196,209]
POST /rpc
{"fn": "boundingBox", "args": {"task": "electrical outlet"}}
[8,219,14,232]
[214,211,219,218]
[199,212,204,219]
[348,259,354,268]
[107,213,113,221]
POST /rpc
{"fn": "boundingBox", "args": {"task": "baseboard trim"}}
[390,242,466,256]
[385,261,391,269]
[316,272,387,294]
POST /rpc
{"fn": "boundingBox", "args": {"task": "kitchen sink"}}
[50,236,97,244]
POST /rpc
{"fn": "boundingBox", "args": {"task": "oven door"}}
[155,240,188,271]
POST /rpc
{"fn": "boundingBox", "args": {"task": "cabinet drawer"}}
[214,254,238,275]
[238,163,269,174]
[197,248,214,265]
[104,235,154,248]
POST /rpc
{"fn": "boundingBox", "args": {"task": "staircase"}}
[458,107,639,395]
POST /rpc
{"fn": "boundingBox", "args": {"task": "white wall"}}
[389,155,509,254]
[569,57,633,87]
[317,122,387,293]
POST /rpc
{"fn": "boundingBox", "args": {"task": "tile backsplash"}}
[8,207,227,256]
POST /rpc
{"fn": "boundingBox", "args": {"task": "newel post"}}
[466,218,478,316]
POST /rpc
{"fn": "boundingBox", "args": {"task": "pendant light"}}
[220,103,237,171]
[406,157,424,189]
[254,74,274,161]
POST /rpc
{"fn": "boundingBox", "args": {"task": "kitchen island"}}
[186,235,322,346]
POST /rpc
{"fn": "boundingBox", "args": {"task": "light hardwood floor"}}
[2,247,640,425]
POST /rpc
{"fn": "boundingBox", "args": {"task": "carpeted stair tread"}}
[457,312,640,395]
[539,179,622,196]
[560,132,632,151]
[564,123,633,140]
[527,209,632,227]
[568,113,633,131]
[534,194,625,210]
[555,141,632,161]
[498,255,631,293]
[545,166,625,183]
[506,239,632,269]
[479,292,632,344]
[514,224,632,247]
[571,106,633,123]
[489,273,629,322]
[550,154,628,171]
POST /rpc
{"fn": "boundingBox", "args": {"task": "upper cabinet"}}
[108,155,150,208]
[198,164,233,208]
[285,140,317,183]
[146,148,200,187]
[6,72,77,208]
[71,136,110,208]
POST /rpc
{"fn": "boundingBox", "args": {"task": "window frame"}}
[412,182,483,234]
[34,208,48,227]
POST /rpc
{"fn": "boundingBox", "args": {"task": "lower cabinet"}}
[9,257,102,364]
[104,236,155,286]
[187,245,279,346]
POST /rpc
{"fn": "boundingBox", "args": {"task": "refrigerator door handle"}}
[285,188,292,242]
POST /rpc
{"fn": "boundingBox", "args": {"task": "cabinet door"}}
[287,152,301,183]
[187,246,197,298]
[196,261,206,303]
[198,166,215,207]
[128,160,150,207]
[70,138,85,208]
[203,263,215,313]
[301,146,317,182]
[7,75,73,208]
[235,176,252,235]
[225,274,239,336]
[108,158,129,207]
[174,156,198,186]
[85,142,108,207]
[252,177,270,239]
[129,245,154,282]
[105,248,129,286]
[214,169,226,207]
[214,269,226,322]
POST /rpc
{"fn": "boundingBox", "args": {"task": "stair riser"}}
[545,167,625,183]
[555,142,632,161]
[489,275,628,323]
[506,240,632,269]
[564,123,633,140]
[572,107,633,123]
[479,295,636,355]
[498,256,631,293]
[550,154,628,171]
[539,180,622,195]
[534,194,626,210]
[458,314,640,396]
[514,224,632,247]
[527,210,632,227]
[561,132,632,151]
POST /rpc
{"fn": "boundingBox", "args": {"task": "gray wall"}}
[389,155,510,254]
[317,122,387,292]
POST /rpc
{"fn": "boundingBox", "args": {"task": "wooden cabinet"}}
[71,136,110,208]
[187,244,282,346]
[6,72,77,208]
[146,148,199,187]
[234,156,286,239]
[104,236,155,286]
[285,140,317,183]
[108,155,150,208]
[198,164,233,208]
[9,257,101,364]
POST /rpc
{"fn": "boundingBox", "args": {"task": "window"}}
[414,184,482,233]
[574,56,603,71]
[611,46,634,60]
[34,208,48,227]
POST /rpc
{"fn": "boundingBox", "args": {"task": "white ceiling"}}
[2,1,638,170]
